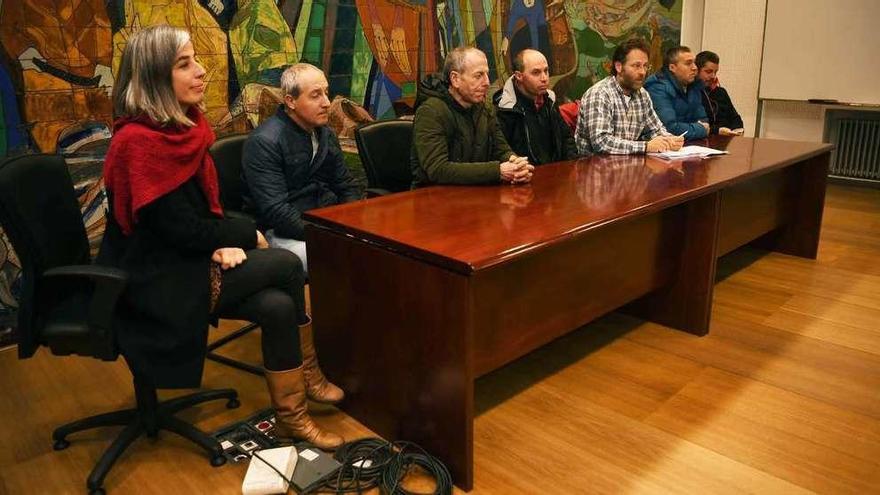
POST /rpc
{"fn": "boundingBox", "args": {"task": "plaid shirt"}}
[575,76,668,155]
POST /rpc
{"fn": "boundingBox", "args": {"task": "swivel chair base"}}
[52,379,240,494]
[206,322,265,376]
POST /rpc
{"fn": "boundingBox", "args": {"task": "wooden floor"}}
[1,184,878,494]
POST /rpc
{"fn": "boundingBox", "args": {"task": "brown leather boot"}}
[265,366,344,450]
[299,321,345,404]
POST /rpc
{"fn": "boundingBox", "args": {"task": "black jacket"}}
[701,86,744,133]
[242,106,361,240]
[97,178,256,388]
[492,76,579,164]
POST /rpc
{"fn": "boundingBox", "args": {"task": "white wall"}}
[760,0,880,104]
[760,100,826,141]
[699,0,766,137]
[682,0,836,142]
[679,0,704,52]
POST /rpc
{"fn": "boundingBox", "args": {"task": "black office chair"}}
[212,133,249,213]
[207,133,263,376]
[354,119,414,197]
[0,154,239,494]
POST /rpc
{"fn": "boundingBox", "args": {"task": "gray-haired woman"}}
[98,25,344,449]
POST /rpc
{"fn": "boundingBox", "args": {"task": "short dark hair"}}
[610,38,650,76]
[512,50,525,73]
[696,50,720,69]
[663,46,692,68]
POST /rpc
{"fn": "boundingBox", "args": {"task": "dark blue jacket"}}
[242,106,361,240]
[645,69,708,138]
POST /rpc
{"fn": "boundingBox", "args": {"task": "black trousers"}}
[213,248,307,371]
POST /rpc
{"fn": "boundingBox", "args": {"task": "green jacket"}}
[410,74,513,187]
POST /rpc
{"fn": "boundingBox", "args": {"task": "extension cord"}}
[241,446,297,495]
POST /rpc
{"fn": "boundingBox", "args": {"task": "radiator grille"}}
[826,111,880,181]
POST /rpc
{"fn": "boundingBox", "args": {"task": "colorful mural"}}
[0,0,682,155]
[0,0,682,343]
[0,0,114,155]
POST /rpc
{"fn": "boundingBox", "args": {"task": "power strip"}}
[242,446,298,495]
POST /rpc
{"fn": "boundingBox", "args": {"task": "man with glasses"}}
[575,38,682,155]
[645,46,710,139]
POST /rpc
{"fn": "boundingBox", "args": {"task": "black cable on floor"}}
[298,438,452,495]
[379,441,452,495]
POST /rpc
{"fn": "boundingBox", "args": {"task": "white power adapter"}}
[241,446,298,495]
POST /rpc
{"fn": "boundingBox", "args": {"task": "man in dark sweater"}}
[696,51,744,136]
[242,63,361,272]
[493,49,579,164]
[411,46,534,187]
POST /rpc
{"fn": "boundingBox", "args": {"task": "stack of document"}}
[650,145,728,160]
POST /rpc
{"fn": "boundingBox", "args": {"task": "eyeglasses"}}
[626,63,652,72]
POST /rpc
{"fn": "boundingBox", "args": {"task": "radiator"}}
[826,110,880,181]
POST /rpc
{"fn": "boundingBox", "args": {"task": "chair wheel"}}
[226,398,240,409]
[53,439,70,451]
[211,455,227,467]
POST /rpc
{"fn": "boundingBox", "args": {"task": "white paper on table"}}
[650,145,728,160]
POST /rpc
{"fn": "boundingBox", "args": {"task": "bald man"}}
[493,49,579,164]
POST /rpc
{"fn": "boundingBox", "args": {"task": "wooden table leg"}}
[306,226,475,490]
[624,192,722,336]
[766,153,829,259]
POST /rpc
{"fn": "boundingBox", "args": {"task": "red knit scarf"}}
[103,107,223,235]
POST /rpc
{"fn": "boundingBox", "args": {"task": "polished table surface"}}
[306,136,833,274]
[304,136,833,491]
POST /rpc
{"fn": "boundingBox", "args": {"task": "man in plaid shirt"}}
[575,38,683,155]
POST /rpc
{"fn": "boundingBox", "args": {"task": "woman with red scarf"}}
[97,25,343,450]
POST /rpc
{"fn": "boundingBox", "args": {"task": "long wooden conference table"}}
[303,136,832,490]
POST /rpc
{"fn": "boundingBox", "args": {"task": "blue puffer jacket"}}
[645,68,708,138]
[242,105,361,240]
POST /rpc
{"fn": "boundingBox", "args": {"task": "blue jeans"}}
[265,230,308,275]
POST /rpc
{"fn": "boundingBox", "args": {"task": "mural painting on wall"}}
[0,0,681,344]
